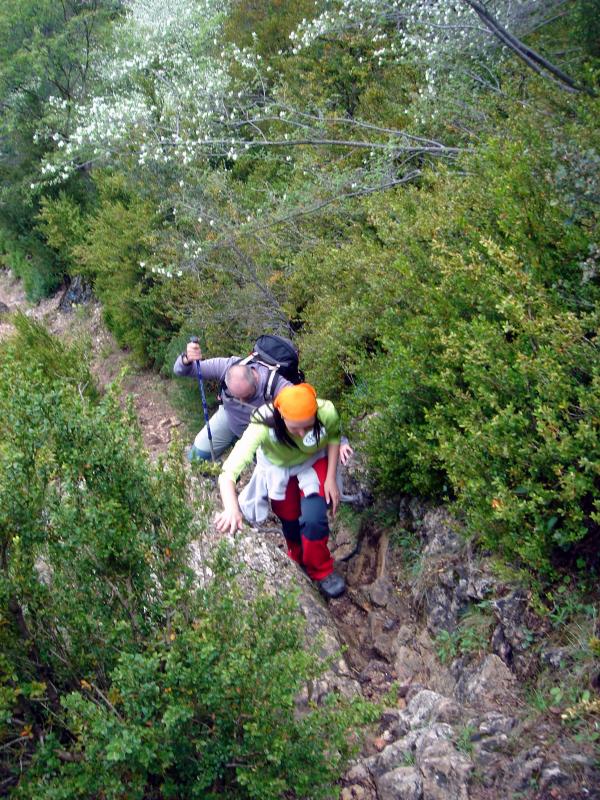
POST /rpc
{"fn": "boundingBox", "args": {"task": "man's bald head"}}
[225,364,258,401]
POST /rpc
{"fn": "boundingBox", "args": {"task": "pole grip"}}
[189,336,216,461]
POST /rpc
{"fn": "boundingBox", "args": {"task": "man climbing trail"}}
[173,338,294,460]
[174,336,353,465]
[215,383,350,599]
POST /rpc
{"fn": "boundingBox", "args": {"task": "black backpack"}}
[221,334,305,403]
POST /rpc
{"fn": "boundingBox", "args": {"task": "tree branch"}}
[462,0,592,94]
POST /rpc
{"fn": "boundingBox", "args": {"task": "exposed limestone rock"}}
[491,589,540,676]
[471,710,517,737]
[507,749,544,793]
[394,645,427,684]
[337,453,374,512]
[359,659,395,692]
[413,723,455,758]
[540,761,571,791]
[420,508,463,555]
[418,738,473,800]
[368,576,394,607]
[429,697,462,725]
[376,767,423,800]
[423,578,464,635]
[491,622,513,666]
[465,568,495,601]
[373,631,399,662]
[345,763,371,784]
[404,690,450,728]
[341,785,368,800]
[540,645,573,669]
[393,633,455,696]
[331,520,360,562]
[376,709,410,741]
[454,654,517,709]
[468,711,516,773]
[396,624,417,646]
[368,737,419,778]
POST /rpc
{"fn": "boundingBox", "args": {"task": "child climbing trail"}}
[215,383,352,599]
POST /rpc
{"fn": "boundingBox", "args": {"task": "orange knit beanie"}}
[273,383,318,421]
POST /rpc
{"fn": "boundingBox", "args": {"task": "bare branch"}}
[462,0,592,94]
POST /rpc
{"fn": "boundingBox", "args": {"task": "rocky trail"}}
[328,504,597,800]
[1,271,598,800]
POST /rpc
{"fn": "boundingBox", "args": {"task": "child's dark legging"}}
[270,456,334,581]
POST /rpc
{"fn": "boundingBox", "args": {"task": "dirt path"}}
[0,270,183,459]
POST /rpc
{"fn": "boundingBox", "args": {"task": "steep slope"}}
[2,269,597,800]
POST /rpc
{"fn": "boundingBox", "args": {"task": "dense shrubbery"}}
[356,241,599,572]
[0,318,371,796]
[16,561,374,799]
[0,0,598,656]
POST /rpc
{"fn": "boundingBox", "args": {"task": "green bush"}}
[66,173,161,360]
[0,317,194,687]
[355,240,599,574]
[286,219,398,398]
[0,226,63,301]
[6,312,100,401]
[17,554,375,799]
[37,191,87,270]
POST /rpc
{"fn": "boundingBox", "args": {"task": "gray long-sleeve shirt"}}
[173,355,291,437]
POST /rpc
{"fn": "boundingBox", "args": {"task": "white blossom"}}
[37,0,233,181]
[291,0,559,97]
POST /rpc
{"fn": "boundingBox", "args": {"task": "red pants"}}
[270,456,334,581]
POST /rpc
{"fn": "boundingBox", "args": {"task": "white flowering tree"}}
[37,0,233,182]
[34,0,467,325]
[37,0,468,184]
[292,0,585,95]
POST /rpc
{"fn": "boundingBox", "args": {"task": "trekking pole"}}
[189,336,216,462]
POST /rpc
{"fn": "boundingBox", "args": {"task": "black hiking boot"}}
[317,571,346,599]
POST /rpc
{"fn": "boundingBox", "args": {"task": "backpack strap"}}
[264,368,279,403]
